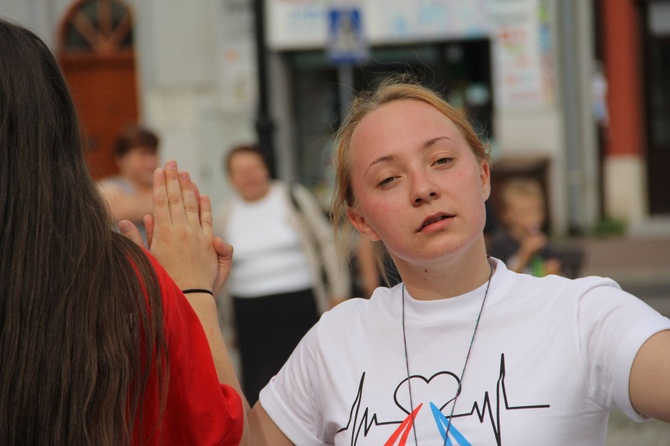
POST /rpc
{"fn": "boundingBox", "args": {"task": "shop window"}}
[287,39,493,207]
[642,1,670,214]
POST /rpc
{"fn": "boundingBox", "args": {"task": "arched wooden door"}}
[57,0,138,179]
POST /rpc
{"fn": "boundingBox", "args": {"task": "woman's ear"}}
[347,208,381,242]
[480,160,491,201]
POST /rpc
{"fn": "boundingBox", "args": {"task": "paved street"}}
[607,408,670,446]
[578,235,670,306]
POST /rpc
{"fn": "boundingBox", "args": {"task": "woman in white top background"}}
[215,144,350,405]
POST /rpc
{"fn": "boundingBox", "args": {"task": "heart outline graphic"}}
[394,371,461,415]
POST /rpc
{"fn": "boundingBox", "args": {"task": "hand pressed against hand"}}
[149,160,219,291]
[120,160,233,295]
[138,181,202,249]
[121,162,247,431]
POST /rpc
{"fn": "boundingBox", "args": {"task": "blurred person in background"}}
[0,19,245,445]
[215,144,350,405]
[99,125,159,243]
[487,176,563,276]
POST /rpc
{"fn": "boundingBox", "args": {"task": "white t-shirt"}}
[225,184,312,297]
[260,259,670,445]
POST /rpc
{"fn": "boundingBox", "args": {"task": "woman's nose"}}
[411,175,440,206]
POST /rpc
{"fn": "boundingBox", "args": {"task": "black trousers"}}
[233,288,319,405]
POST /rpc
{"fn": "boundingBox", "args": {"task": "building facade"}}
[599,0,670,233]
[1,0,667,235]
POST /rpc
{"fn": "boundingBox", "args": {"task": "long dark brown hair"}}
[0,19,167,445]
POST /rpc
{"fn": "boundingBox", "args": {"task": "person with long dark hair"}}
[0,19,246,445]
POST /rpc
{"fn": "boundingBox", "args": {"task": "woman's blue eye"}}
[379,177,395,186]
[435,157,452,165]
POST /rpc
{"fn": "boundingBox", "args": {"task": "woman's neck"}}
[395,242,492,301]
[242,183,272,202]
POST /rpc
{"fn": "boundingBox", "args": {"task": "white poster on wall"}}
[267,0,328,49]
[490,0,555,110]
[219,0,257,111]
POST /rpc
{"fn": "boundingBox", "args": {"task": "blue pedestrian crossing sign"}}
[327,8,367,64]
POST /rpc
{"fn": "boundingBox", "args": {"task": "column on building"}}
[601,0,647,224]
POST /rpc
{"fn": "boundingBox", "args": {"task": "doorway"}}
[642,1,670,214]
[57,0,138,180]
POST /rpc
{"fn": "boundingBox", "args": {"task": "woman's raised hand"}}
[120,160,233,295]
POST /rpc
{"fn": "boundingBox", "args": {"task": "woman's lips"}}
[418,213,454,232]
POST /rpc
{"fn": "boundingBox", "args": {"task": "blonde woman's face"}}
[347,100,490,266]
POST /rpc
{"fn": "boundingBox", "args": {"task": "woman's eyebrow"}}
[421,136,456,151]
[365,154,394,174]
[365,136,457,174]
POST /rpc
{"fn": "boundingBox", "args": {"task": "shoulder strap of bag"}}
[287,183,329,288]
[288,183,302,213]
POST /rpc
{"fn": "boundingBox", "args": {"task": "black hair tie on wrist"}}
[181,289,214,296]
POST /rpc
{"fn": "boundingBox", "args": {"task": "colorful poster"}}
[490,0,555,109]
[267,0,330,49]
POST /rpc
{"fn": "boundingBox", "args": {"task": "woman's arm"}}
[99,181,154,223]
[121,161,250,444]
[249,403,294,446]
[629,329,670,422]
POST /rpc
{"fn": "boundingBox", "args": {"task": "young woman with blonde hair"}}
[248,76,670,445]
